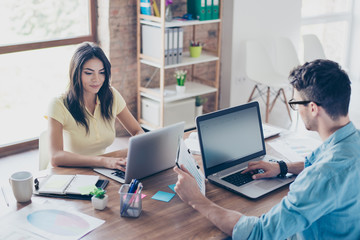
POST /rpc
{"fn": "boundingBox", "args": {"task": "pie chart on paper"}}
[27,209,90,236]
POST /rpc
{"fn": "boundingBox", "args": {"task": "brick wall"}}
[100,0,220,136]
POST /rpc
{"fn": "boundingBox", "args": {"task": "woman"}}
[47,42,144,170]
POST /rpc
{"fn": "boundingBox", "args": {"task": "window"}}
[0,0,96,156]
[301,0,354,67]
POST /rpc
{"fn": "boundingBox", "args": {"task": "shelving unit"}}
[136,0,222,130]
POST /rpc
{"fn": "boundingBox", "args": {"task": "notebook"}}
[94,122,185,184]
[34,174,109,200]
[196,101,294,199]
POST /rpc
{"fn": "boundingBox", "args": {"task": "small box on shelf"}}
[141,97,195,129]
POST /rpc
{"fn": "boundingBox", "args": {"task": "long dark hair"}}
[65,42,114,133]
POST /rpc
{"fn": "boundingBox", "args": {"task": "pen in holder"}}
[119,183,142,218]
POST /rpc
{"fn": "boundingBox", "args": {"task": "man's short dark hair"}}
[289,59,351,120]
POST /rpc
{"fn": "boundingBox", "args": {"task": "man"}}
[174,59,360,239]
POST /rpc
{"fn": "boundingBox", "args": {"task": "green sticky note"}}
[78,185,95,195]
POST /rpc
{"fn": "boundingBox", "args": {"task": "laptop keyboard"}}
[111,169,125,179]
[222,170,259,187]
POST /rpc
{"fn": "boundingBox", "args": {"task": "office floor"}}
[1,81,359,184]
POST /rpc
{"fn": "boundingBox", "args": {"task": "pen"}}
[127,183,143,208]
[176,137,181,169]
[121,179,139,215]
[1,186,9,207]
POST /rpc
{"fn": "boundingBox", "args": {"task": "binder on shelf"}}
[168,28,174,65]
[177,28,184,63]
[212,0,219,19]
[165,28,170,65]
[205,0,212,20]
[140,0,152,15]
[142,25,161,60]
[187,0,206,21]
[172,28,178,65]
[142,25,183,65]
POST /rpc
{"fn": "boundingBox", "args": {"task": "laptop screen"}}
[196,102,266,177]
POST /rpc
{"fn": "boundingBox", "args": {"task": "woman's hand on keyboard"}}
[102,157,127,171]
[242,161,280,180]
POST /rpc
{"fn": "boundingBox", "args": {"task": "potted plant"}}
[174,69,187,94]
[90,187,108,210]
[195,96,207,116]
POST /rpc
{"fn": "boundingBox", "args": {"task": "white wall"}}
[220,0,302,109]
[349,0,360,81]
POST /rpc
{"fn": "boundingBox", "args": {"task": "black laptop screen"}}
[197,102,265,176]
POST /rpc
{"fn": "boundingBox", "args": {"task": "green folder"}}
[212,0,219,20]
[205,0,212,20]
[187,0,206,21]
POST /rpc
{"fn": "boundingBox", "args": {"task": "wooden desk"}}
[1,136,290,239]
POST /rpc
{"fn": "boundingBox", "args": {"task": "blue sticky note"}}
[151,191,175,202]
[168,184,176,193]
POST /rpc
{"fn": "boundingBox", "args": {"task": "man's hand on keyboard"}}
[242,161,280,180]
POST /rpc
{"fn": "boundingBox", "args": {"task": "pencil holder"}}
[119,184,142,218]
[189,46,202,58]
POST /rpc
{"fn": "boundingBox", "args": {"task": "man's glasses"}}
[288,98,321,111]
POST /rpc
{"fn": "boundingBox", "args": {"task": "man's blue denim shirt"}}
[233,122,360,240]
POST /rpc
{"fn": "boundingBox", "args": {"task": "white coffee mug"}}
[9,171,33,203]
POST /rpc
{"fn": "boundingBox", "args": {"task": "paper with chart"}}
[0,203,105,240]
[268,134,322,162]
[178,139,206,195]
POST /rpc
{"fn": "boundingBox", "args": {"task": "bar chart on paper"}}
[268,135,322,162]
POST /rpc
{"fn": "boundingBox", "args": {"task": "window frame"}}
[0,0,97,157]
[301,0,355,68]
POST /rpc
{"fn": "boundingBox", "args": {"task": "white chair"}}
[303,34,326,62]
[245,40,292,123]
[275,37,300,77]
[39,130,51,170]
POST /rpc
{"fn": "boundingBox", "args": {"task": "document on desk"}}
[178,139,206,195]
[0,202,105,240]
[268,134,322,162]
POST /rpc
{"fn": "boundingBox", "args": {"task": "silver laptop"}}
[94,122,185,184]
[196,102,294,199]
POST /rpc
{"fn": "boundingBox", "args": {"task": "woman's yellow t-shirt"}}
[47,87,126,156]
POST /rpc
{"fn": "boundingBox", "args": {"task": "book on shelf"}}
[34,174,109,200]
[151,0,160,17]
[140,0,152,15]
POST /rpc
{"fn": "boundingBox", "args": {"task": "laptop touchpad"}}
[254,180,283,190]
